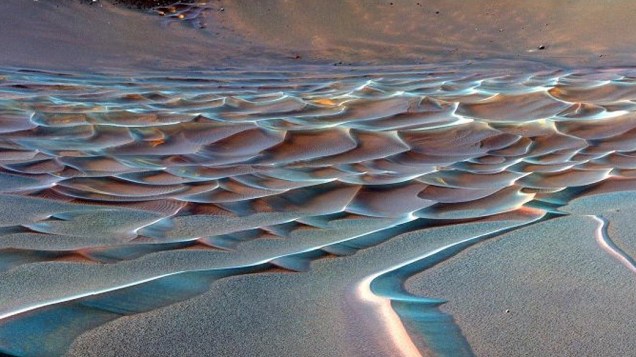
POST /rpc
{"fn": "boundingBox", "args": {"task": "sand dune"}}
[5,1,636,356]
[0,64,636,355]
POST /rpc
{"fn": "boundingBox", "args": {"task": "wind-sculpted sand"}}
[1,64,636,356]
[8,0,636,71]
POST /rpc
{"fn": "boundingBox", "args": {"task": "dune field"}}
[1,1,636,356]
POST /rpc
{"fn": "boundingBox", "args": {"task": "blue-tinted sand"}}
[3,1,636,356]
[0,64,636,356]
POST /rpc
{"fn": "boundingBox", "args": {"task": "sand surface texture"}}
[0,64,635,356]
[2,1,636,356]
[4,0,636,71]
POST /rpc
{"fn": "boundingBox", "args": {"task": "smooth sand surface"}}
[406,214,636,357]
[5,0,636,71]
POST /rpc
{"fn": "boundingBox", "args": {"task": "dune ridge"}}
[1,64,636,355]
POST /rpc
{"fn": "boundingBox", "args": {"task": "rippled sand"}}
[0,63,636,356]
[4,0,636,355]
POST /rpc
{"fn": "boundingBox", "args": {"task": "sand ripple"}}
[2,65,636,356]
